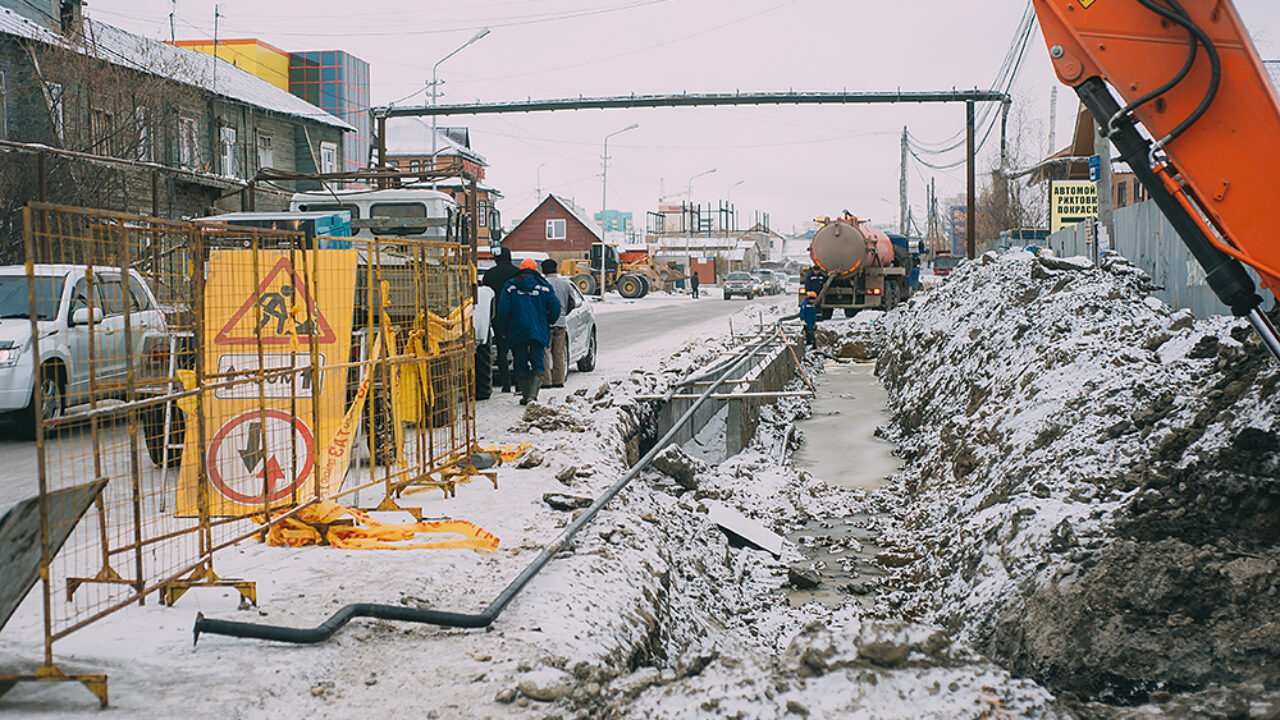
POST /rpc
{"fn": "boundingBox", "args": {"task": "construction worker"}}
[496,258,561,405]
[483,248,519,393]
[800,290,818,348]
[541,258,576,388]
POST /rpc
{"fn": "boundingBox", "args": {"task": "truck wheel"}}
[882,278,901,312]
[143,401,185,467]
[474,342,493,401]
[820,308,834,321]
[617,274,645,299]
[843,308,859,318]
[636,275,651,297]
[573,273,598,296]
[577,329,597,372]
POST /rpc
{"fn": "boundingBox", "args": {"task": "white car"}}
[0,265,168,438]
[474,278,596,399]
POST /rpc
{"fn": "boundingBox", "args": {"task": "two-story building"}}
[0,0,352,251]
[383,124,502,243]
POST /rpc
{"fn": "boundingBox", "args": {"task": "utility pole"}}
[966,100,976,260]
[899,126,908,235]
[1094,119,1114,255]
[1048,87,1058,153]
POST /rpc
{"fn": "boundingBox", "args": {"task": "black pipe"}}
[194,333,781,645]
[1075,78,1261,318]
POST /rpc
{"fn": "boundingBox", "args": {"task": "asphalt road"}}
[596,292,790,360]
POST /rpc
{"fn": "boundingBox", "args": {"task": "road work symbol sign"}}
[207,409,315,505]
[177,249,356,517]
[214,256,336,346]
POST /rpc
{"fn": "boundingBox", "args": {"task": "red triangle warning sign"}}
[214,257,337,346]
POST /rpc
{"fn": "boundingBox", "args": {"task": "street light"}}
[727,180,744,231]
[536,162,547,200]
[599,122,639,298]
[685,168,715,269]
[429,28,490,186]
[686,168,717,205]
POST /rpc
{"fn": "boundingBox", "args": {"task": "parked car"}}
[722,271,757,300]
[0,265,169,439]
[933,253,963,276]
[477,280,596,398]
[772,271,791,293]
[753,272,781,296]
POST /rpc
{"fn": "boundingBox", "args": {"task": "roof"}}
[548,195,601,241]
[383,120,486,164]
[0,9,351,132]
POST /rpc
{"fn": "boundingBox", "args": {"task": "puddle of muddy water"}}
[792,361,900,490]
[787,361,900,608]
[786,514,887,608]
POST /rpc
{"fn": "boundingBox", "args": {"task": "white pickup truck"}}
[0,265,169,440]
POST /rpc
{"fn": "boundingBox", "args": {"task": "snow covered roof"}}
[0,9,351,132]
[383,120,486,164]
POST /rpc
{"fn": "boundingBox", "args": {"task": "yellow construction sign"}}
[1049,180,1099,233]
[177,249,357,517]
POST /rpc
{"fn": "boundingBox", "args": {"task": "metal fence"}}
[2,202,477,704]
[1046,200,1267,317]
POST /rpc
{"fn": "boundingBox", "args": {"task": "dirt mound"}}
[876,251,1280,708]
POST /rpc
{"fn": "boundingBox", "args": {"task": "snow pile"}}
[876,250,1280,707]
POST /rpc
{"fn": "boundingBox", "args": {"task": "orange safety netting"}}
[260,500,499,551]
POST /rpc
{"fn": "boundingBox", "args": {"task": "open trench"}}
[503,327,1065,719]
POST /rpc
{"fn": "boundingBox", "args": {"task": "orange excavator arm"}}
[1033,0,1280,361]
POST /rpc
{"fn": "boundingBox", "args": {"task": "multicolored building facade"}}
[288,51,370,173]
[174,39,370,174]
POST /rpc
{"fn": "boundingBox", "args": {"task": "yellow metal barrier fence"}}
[1,203,478,706]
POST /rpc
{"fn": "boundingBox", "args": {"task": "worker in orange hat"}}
[800,290,818,348]
[496,257,562,404]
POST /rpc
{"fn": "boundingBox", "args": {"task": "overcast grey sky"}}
[90,0,1280,235]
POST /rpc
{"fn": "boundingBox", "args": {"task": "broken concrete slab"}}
[705,500,784,558]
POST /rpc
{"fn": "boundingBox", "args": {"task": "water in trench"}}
[791,361,900,489]
[787,360,899,608]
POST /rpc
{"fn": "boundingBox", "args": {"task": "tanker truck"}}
[802,214,909,319]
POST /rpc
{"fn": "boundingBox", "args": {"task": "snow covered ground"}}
[3,253,1277,719]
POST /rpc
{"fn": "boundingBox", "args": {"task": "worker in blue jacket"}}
[496,258,562,404]
[800,290,818,348]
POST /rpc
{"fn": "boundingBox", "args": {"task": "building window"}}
[135,107,152,162]
[45,82,63,143]
[320,141,338,173]
[546,218,566,240]
[257,132,273,170]
[1117,181,1127,207]
[409,160,420,173]
[0,68,7,140]
[477,200,487,227]
[178,115,198,169]
[91,107,114,155]
[219,125,237,177]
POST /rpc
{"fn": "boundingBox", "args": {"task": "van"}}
[290,187,464,243]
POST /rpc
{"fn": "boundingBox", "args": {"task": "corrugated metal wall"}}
[1046,200,1265,317]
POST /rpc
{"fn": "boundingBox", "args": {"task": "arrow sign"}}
[238,421,265,473]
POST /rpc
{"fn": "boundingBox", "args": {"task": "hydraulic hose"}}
[194,332,780,645]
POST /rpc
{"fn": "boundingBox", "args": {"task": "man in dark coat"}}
[496,258,562,404]
[800,290,818,347]
[690,271,699,299]
[483,248,519,392]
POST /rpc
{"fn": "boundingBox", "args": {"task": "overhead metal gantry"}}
[371,90,1012,258]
